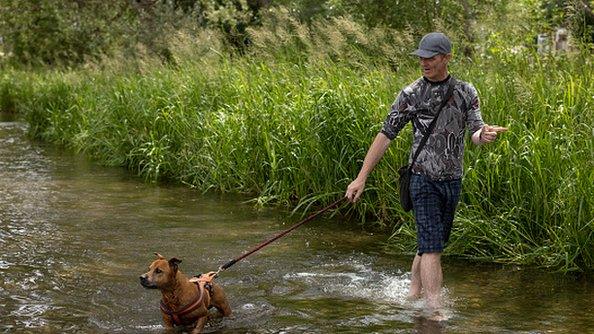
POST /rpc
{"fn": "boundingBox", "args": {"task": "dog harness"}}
[159,272,216,327]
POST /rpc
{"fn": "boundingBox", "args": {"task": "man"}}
[344,32,507,309]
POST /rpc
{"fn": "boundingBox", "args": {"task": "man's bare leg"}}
[420,252,442,309]
[408,254,423,299]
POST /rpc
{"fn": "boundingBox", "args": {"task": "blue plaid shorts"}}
[410,173,462,255]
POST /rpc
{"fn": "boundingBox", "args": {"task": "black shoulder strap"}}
[409,77,456,169]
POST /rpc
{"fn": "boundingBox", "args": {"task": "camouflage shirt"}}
[381,75,484,181]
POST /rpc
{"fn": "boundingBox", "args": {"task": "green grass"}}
[1,31,592,272]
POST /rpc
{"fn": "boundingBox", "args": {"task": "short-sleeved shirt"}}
[381,75,484,181]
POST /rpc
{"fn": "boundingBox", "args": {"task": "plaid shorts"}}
[410,173,462,255]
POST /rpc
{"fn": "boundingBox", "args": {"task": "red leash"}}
[216,197,345,273]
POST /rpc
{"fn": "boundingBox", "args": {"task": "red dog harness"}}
[159,272,216,326]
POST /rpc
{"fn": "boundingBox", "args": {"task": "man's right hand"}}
[345,178,366,203]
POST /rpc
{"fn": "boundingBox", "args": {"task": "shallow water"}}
[1,117,593,333]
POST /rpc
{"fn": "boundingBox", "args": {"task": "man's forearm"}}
[356,132,392,180]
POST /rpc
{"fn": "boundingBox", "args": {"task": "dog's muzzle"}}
[139,274,157,289]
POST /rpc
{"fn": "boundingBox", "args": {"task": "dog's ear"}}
[154,252,165,260]
[168,257,182,273]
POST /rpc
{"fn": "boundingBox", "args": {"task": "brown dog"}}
[140,253,231,333]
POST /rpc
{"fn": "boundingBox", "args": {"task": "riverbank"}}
[1,44,592,272]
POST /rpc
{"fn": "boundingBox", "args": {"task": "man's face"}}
[419,54,450,81]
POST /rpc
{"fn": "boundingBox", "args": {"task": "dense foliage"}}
[1,0,592,65]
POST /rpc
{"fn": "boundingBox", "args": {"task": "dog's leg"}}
[161,314,174,328]
[191,316,208,334]
[210,284,232,316]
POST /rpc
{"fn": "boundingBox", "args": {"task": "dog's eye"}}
[155,268,162,274]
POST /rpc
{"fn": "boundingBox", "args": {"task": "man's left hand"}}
[480,124,508,143]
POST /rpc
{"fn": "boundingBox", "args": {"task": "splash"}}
[283,257,411,304]
[282,255,455,321]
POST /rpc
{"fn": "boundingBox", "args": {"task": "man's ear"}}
[168,257,182,273]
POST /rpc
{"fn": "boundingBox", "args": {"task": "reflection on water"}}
[1,118,593,333]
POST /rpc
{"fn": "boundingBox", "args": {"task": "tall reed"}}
[1,18,592,272]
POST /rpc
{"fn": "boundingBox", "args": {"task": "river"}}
[1,115,592,333]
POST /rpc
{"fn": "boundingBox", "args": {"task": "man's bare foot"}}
[426,297,441,310]
[427,309,448,322]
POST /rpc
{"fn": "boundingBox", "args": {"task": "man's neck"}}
[423,73,450,84]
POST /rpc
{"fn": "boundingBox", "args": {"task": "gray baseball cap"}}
[411,32,452,58]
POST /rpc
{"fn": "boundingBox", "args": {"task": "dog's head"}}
[139,253,182,290]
